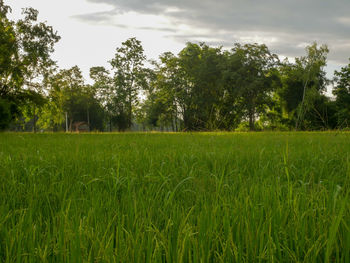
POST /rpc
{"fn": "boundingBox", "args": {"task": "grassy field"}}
[1,132,350,262]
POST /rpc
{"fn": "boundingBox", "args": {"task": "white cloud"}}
[337,16,350,26]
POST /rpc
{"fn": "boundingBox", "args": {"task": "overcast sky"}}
[7,0,350,87]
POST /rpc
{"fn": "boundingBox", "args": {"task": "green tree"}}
[175,43,224,130]
[109,38,146,130]
[0,1,20,98]
[90,66,131,131]
[278,43,329,130]
[223,43,280,131]
[145,44,225,131]
[45,66,102,131]
[0,1,60,128]
[333,59,350,128]
[19,89,46,132]
[220,50,244,130]
[90,66,115,131]
[145,52,184,131]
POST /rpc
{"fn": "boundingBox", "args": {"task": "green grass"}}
[1,132,350,262]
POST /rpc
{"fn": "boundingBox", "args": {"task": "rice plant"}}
[1,132,350,262]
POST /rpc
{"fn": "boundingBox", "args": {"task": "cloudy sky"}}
[7,0,350,85]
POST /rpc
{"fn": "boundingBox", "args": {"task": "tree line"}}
[1,2,350,132]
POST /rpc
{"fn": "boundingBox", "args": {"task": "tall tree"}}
[0,1,60,129]
[46,66,96,131]
[0,1,20,98]
[109,38,146,130]
[90,66,115,131]
[224,43,280,131]
[333,59,350,127]
[145,52,185,131]
[278,43,329,130]
[177,43,224,130]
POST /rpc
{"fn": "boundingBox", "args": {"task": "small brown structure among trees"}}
[72,122,90,132]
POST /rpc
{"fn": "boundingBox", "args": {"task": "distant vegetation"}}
[1,1,350,132]
[1,132,350,261]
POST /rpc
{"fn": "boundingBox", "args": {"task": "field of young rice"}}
[1,132,350,262]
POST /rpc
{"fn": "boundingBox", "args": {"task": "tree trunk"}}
[171,115,175,132]
[128,92,132,129]
[183,107,188,131]
[69,114,73,132]
[249,109,255,131]
[128,76,134,130]
[175,110,178,132]
[87,107,90,132]
[65,112,68,132]
[33,104,37,133]
[174,102,178,132]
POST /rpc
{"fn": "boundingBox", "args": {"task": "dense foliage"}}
[1,2,350,131]
[0,0,60,130]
